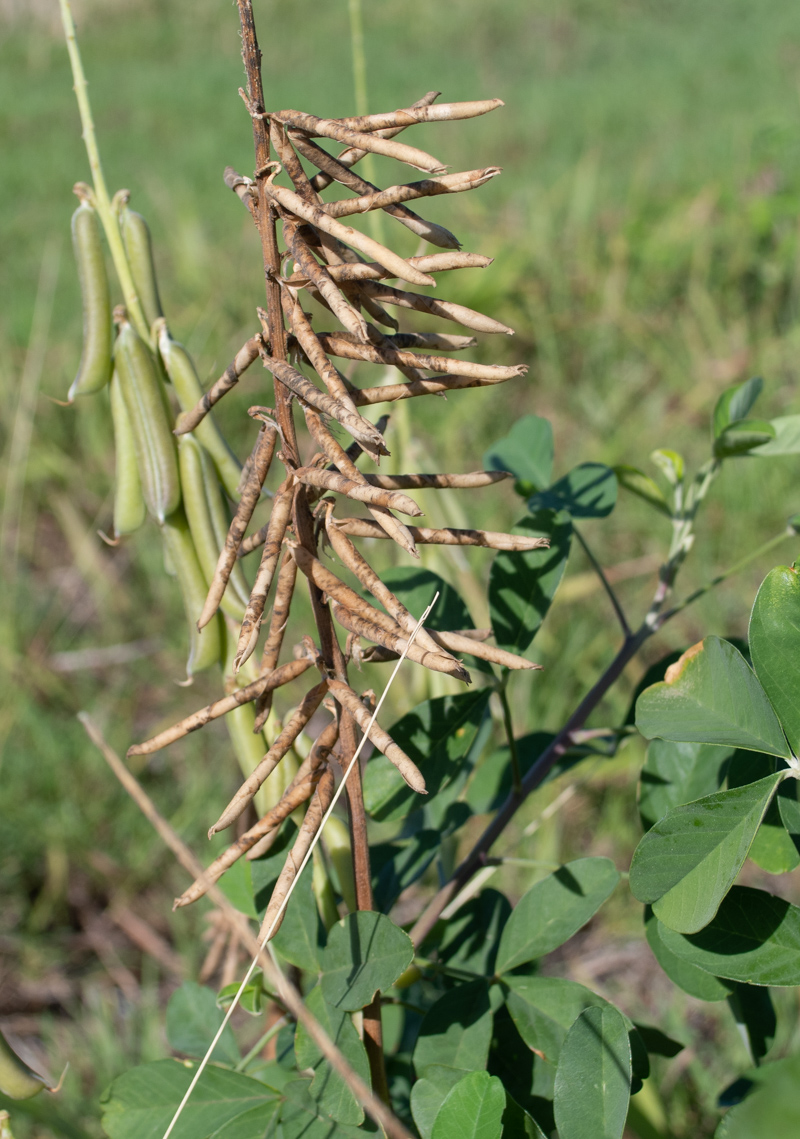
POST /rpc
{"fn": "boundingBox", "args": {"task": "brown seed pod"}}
[283,222,369,340]
[350,373,520,405]
[209,678,329,835]
[252,552,299,731]
[174,335,263,435]
[234,473,296,671]
[284,251,494,286]
[272,110,447,175]
[127,656,313,757]
[330,98,504,133]
[428,630,542,672]
[350,280,513,336]
[321,168,501,218]
[293,466,422,517]
[259,765,337,940]
[327,679,427,793]
[198,423,278,629]
[329,601,469,684]
[316,333,527,382]
[332,517,551,551]
[363,471,511,490]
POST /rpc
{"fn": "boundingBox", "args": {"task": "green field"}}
[3,0,800,1134]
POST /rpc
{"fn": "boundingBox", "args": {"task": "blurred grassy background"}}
[3,0,800,1134]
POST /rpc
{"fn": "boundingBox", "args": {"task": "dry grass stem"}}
[330,99,504,132]
[235,473,296,671]
[353,280,513,335]
[332,517,550,551]
[174,335,263,435]
[327,679,426,793]
[126,656,312,756]
[322,168,501,217]
[293,466,422,516]
[209,679,329,836]
[259,767,336,939]
[364,470,511,490]
[198,423,278,628]
[272,110,447,174]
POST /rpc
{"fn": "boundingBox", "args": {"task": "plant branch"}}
[58,0,151,344]
[498,674,521,795]
[573,525,631,636]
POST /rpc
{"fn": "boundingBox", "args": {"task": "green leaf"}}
[495,858,619,974]
[713,419,776,458]
[411,1066,472,1139]
[371,830,439,913]
[713,1054,800,1138]
[727,983,776,1066]
[436,889,511,975]
[483,415,554,494]
[751,414,800,456]
[217,972,265,1017]
[635,636,790,758]
[100,1060,276,1139]
[380,566,473,632]
[727,751,800,873]
[650,449,684,486]
[659,886,800,985]
[217,857,259,920]
[431,1071,506,1139]
[413,980,496,1077]
[613,466,671,517]
[166,982,240,1066]
[488,510,572,653]
[750,564,800,759]
[629,774,784,933]
[320,911,413,1011]
[502,1093,548,1139]
[504,975,613,1065]
[644,909,733,1001]
[363,689,491,822]
[276,1083,365,1137]
[639,740,733,831]
[209,1102,280,1138]
[713,376,764,438]
[529,463,618,519]
[553,1006,631,1139]
[486,1007,555,1131]
[466,732,559,814]
[777,776,800,857]
[294,986,370,1125]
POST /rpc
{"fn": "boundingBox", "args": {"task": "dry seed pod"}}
[210,679,328,835]
[69,184,113,400]
[253,551,298,731]
[327,679,427,793]
[234,473,296,672]
[155,320,242,500]
[259,766,336,941]
[332,517,550,551]
[352,280,513,336]
[309,90,441,192]
[330,98,504,132]
[285,251,494,285]
[117,196,164,329]
[114,312,181,523]
[293,467,422,517]
[178,435,250,621]
[272,109,447,175]
[127,655,314,756]
[428,630,542,672]
[321,168,501,218]
[174,334,263,435]
[330,601,469,684]
[198,422,277,630]
[284,223,368,340]
[316,333,526,382]
[361,330,478,352]
[364,470,511,490]
[109,370,146,538]
[351,373,518,405]
[161,507,223,677]
[175,754,327,908]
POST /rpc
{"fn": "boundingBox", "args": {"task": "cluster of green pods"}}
[67,181,291,807]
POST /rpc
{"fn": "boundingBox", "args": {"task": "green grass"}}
[3,0,800,1134]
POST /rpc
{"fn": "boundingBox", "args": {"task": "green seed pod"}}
[118,199,164,330]
[155,319,242,500]
[114,312,181,523]
[0,1030,47,1100]
[178,434,250,620]
[69,184,113,400]
[109,370,146,538]
[161,507,223,677]
[321,814,357,913]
